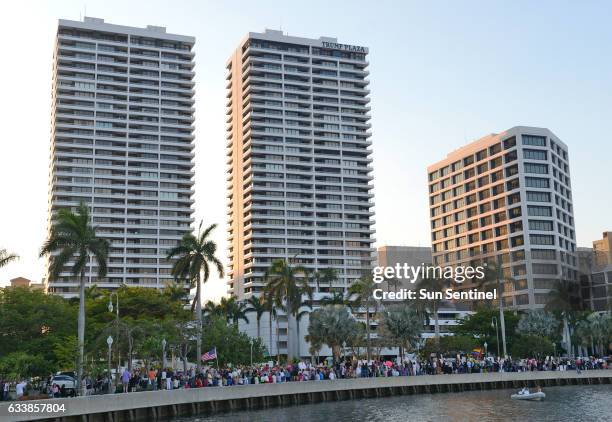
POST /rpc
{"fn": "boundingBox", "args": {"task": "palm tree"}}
[348,273,378,362]
[311,268,338,293]
[307,305,361,363]
[263,295,277,358]
[320,291,349,306]
[0,248,19,269]
[40,202,109,394]
[218,296,250,325]
[246,296,266,339]
[546,279,581,356]
[477,256,510,356]
[203,300,220,318]
[166,221,224,373]
[264,258,312,361]
[292,295,313,359]
[379,303,423,361]
[415,274,447,340]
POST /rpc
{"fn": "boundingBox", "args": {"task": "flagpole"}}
[215,347,219,371]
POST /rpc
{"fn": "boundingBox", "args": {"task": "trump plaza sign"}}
[321,41,366,53]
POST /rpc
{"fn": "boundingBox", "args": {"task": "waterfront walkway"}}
[2,370,611,422]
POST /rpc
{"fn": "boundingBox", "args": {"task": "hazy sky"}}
[1,0,611,301]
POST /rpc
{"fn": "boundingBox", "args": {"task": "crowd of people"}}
[95,354,610,394]
[1,355,609,399]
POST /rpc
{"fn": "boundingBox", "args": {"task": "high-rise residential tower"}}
[427,127,578,309]
[226,30,375,301]
[46,17,196,296]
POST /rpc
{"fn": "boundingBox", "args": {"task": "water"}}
[173,385,612,422]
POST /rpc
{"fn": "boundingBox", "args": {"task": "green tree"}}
[0,248,19,269]
[40,202,110,393]
[546,279,581,356]
[0,287,76,373]
[166,221,224,373]
[311,268,338,293]
[52,335,78,371]
[307,305,361,363]
[421,335,478,357]
[201,315,266,366]
[511,334,555,358]
[320,291,349,306]
[0,352,51,380]
[379,304,423,360]
[516,310,560,339]
[451,308,520,356]
[218,297,250,325]
[245,296,266,339]
[162,281,189,305]
[348,274,378,362]
[264,259,312,360]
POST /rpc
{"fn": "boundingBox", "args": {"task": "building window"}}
[531,249,556,260]
[522,135,547,147]
[523,149,547,160]
[527,205,552,217]
[503,136,516,149]
[526,191,551,202]
[530,234,555,245]
[524,163,548,174]
[525,177,549,188]
[528,219,553,231]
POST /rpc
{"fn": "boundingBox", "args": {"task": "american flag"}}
[201,347,217,361]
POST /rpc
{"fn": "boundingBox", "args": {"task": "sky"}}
[0,0,611,301]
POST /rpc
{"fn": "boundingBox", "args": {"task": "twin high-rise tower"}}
[225,30,376,300]
[46,18,195,295]
[46,20,376,299]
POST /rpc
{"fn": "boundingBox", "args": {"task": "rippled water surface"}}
[173,384,612,422]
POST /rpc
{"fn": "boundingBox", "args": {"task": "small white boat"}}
[511,391,546,401]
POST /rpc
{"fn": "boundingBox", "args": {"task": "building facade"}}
[376,245,471,339]
[377,245,432,290]
[225,29,375,301]
[427,127,578,309]
[578,232,612,311]
[46,17,196,296]
[9,277,44,290]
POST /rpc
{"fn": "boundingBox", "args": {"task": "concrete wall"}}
[2,370,610,421]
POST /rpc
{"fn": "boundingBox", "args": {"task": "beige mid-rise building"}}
[9,277,44,290]
[427,126,578,309]
[592,231,612,268]
[579,232,612,311]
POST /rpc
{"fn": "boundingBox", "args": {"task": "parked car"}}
[49,375,76,396]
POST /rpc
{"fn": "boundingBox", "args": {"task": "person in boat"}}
[519,387,530,395]
[536,386,542,393]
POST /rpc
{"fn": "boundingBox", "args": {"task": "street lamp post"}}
[162,338,167,371]
[169,345,176,370]
[108,293,119,377]
[484,341,488,357]
[495,255,508,357]
[491,317,501,358]
[106,336,113,394]
[250,338,253,367]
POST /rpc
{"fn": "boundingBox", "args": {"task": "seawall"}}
[1,370,611,421]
